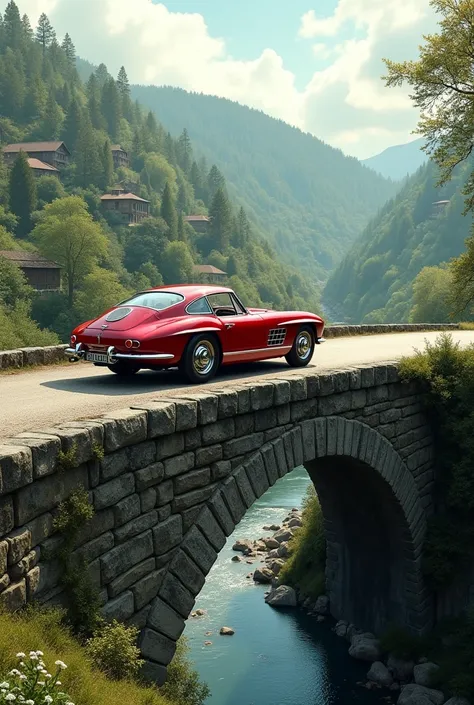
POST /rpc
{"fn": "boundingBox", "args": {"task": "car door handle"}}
[225,323,235,329]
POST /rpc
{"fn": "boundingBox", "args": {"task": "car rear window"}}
[122,292,184,310]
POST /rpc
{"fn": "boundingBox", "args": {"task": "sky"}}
[2,0,440,159]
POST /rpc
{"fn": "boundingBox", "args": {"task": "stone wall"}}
[0,363,438,682]
[324,323,460,338]
[0,345,67,370]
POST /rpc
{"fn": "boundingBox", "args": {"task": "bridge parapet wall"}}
[0,363,436,681]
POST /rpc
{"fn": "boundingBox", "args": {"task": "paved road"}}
[1,330,473,439]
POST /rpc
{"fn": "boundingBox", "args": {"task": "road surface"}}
[1,330,473,439]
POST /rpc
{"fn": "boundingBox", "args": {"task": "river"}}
[183,467,390,705]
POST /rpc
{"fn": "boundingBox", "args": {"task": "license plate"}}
[86,352,108,363]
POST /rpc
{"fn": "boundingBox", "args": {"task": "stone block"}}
[261,444,279,485]
[250,383,274,411]
[319,392,352,416]
[255,408,278,431]
[114,493,140,526]
[164,453,195,480]
[108,557,156,598]
[152,515,182,556]
[170,550,205,594]
[157,505,171,522]
[195,506,226,551]
[0,541,7,575]
[140,628,176,666]
[223,433,264,460]
[74,531,114,564]
[196,445,223,467]
[141,488,157,513]
[0,573,10,593]
[0,445,33,493]
[235,414,255,437]
[172,485,215,512]
[181,505,204,533]
[211,460,231,482]
[141,660,167,686]
[60,420,105,449]
[208,491,235,536]
[174,468,211,495]
[6,528,31,565]
[182,525,217,574]
[14,465,88,525]
[44,426,92,467]
[156,434,185,461]
[181,393,218,425]
[291,399,318,423]
[94,473,135,510]
[0,579,26,611]
[184,429,201,450]
[127,442,157,472]
[100,530,153,584]
[9,548,40,581]
[326,417,338,456]
[222,477,246,523]
[127,605,151,630]
[283,433,295,468]
[22,347,45,366]
[215,390,238,418]
[148,596,185,640]
[132,569,166,611]
[102,409,147,452]
[159,572,195,617]
[135,463,164,491]
[360,367,375,388]
[232,466,256,509]
[8,434,60,479]
[131,402,176,439]
[276,405,291,426]
[291,427,304,467]
[102,591,135,621]
[243,454,269,499]
[75,509,115,545]
[318,373,335,396]
[271,439,288,478]
[202,419,235,445]
[232,386,251,414]
[0,349,22,369]
[156,480,174,507]
[115,511,158,543]
[301,420,316,462]
[155,548,178,569]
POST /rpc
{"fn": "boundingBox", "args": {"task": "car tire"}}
[107,361,140,376]
[285,325,315,367]
[180,334,220,384]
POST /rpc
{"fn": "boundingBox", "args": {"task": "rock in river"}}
[273,528,294,543]
[367,661,393,687]
[253,567,273,583]
[232,539,253,553]
[388,655,415,683]
[313,595,330,615]
[413,663,440,688]
[220,627,235,635]
[397,684,445,705]
[265,585,297,607]
[349,634,381,662]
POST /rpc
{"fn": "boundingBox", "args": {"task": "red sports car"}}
[66,285,325,384]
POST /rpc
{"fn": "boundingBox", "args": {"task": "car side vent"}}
[105,307,133,322]
[268,328,286,346]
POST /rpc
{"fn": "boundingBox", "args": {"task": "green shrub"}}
[86,621,143,681]
[379,625,426,661]
[160,638,210,705]
[279,484,326,599]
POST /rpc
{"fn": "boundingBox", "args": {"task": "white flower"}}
[36,666,44,672]
[36,652,43,657]
[0,682,10,689]
[9,670,21,677]
[19,676,27,682]
[55,682,61,687]
[29,653,38,661]
[37,683,45,687]
[44,675,51,680]
[25,701,34,705]
[65,701,74,705]
[16,654,25,660]
[6,694,16,701]
[54,662,67,671]
[18,698,25,703]
[44,697,53,704]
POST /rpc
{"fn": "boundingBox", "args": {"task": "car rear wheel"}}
[107,361,140,376]
[285,325,315,367]
[180,334,220,384]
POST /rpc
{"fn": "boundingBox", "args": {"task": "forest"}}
[0,1,323,350]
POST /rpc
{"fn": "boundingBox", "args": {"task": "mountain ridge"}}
[362,137,427,181]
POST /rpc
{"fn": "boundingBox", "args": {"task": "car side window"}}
[208,293,239,317]
[187,297,213,314]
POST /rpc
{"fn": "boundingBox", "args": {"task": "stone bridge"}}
[0,362,437,682]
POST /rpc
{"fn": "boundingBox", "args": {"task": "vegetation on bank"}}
[279,485,326,599]
[0,608,209,705]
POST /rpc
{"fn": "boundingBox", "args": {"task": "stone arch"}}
[140,416,432,683]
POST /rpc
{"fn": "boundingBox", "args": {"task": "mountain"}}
[128,85,398,282]
[323,159,472,323]
[362,138,427,181]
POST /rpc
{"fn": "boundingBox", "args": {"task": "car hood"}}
[86,306,160,332]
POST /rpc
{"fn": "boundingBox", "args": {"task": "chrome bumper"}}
[316,337,326,344]
[65,344,174,364]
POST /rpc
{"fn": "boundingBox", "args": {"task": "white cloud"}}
[1,0,439,159]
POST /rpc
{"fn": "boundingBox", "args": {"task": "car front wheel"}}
[180,334,220,384]
[285,325,315,368]
[107,361,140,376]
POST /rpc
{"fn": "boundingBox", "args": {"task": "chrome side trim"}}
[113,352,175,360]
[170,328,221,336]
[277,319,320,326]
[64,344,174,364]
[223,345,292,358]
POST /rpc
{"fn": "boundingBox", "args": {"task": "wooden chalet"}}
[0,250,61,291]
[184,215,210,234]
[27,158,60,178]
[3,142,70,170]
[194,264,227,284]
[111,145,129,169]
[100,192,150,224]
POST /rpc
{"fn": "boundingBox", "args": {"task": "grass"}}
[0,359,70,376]
[459,321,474,330]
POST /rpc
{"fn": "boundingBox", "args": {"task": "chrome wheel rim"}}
[193,341,215,375]
[296,331,312,360]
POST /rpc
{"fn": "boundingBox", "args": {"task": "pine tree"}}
[75,113,103,189]
[9,151,37,238]
[57,81,71,110]
[86,73,106,131]
[95,63,110,87]
[100,138,114,191]
[177,211,185,242]
[35,13,55,54]
[207,165,226,202]
[164,132,176,165]
[3,1,22,49]
[61,33,76,68]
[0,47,26,119]
[41,90,63,139]
[23,72,46,121]
[177,181,189,214]
[160,181,178,240]
[101,78,121,139]
[117,66,133,120]
[62,96,83,153]
[233,206,250,248]
[144,111,160,152]
[21,13,33,42]
[209,187,232,252]
[177,128,192,174]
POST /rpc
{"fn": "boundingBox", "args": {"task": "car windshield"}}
[121,292,184,311]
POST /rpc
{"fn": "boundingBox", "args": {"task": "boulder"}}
[288,517,303,528]
[349,634,382,662]
[267,549,281,559]
[268,558,285,576]
[263,524,281,532]
[253,567,273,584]
[314,595,330,615]
[444,699,471,705]
[346,624,361,642]
[265,585,297,607]
[388,655,415,683]
[273,528,294,543]
[413,663,440,688]
[397,684,445,705]
[367,661,393,687]
[219,627,234,635]
[277,543,290,558]
[231,555,241,562]
[232,539,253,553]
[263,537,280,550]
[335,620,348,638]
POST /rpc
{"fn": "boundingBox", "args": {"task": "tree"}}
[410,265,453,323]
[36,175,66,207]
[161,181,178,239]
[233,206,250,248]
[40,90,64,139]
[177,128,192,174]
[100,138,114,191]
[209,187,232,251]
[0,253,33,308]
[74,114,103,188]
[61,33,75,68]
[117,66,132,120]
[177,211,185,241]
[143,153,176,193]
[75,267,131,321]
[62,96,83,153]
[31,196,108,307]
[0,47,26,118]
[123,217,169,272]
[3,1,22,49]
[35,13,55,54]
[21,14,33,42]
[101,78,121,139]
[161,241,195,284]
[95,63,110,87]
[8,151,36,238]
[207,165,226,202]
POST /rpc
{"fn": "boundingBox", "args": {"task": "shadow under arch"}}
[141,416,433,683]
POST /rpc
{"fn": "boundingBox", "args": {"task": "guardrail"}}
[0,324,462,372]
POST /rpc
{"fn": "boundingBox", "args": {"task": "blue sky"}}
[3,0,438,158]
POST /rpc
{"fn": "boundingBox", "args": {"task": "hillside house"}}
[194,264,227,284]
[100,192,150,224]
[432,200,450,216]
[3,142,70,170]
[111,145,129,169]
[184,215,210,234]
[0,250,61,291]
[27,158,60,178]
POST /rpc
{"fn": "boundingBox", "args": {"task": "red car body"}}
[66,285,325,383]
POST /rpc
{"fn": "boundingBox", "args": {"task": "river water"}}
[183,467,390,705]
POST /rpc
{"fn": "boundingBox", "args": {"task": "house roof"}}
[100,193,150,203]
[3,141,70,155]
[194,264,227,275]
[27,158,59,172]
[111,145,127,153]
[0,250,60,269]
[432,200,450,205]
[184,215,210,222]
